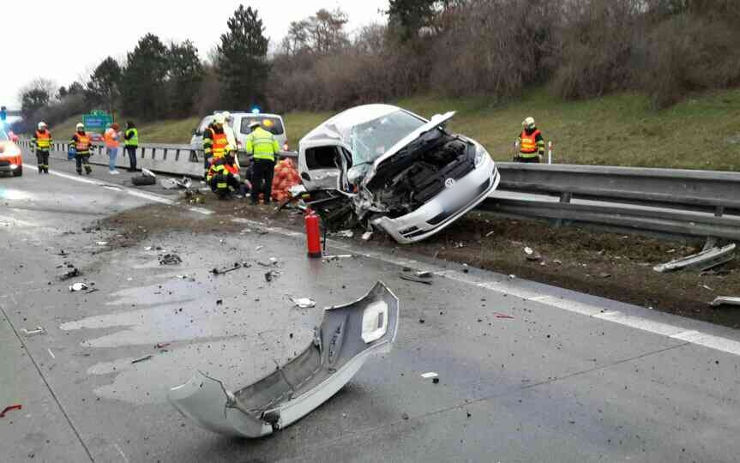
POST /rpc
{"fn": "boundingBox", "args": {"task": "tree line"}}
[15,0,740,133]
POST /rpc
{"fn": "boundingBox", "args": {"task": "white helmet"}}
[76,122,84,130]
[222,111,231,121]
[522,117,536,130]
[214,113,225,125]
[38,121,47,130]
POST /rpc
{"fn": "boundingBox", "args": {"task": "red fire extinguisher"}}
[305,208,322,258]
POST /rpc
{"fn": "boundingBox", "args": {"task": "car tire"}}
[12,166,22,177]
[131,175,156,186]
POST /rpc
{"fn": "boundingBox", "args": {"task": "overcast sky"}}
[2,0,388,108]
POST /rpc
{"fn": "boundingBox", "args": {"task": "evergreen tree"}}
[217,5,269,108]
[167,40,204,117]
[86,57,122,114]
[120,33,169,120]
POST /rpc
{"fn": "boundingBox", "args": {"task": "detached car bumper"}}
[373,156,499,244]
[168,282,399,438]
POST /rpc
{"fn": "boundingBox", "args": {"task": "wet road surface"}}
[2,161,740,462]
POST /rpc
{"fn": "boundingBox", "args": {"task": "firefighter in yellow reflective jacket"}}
[70,122,93,175]
[516,116,545,163]
[32,121,52,174]
[246,121,280,205]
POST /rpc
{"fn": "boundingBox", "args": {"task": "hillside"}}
[49,88,740,170]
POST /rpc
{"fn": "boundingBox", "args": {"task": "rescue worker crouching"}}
[70,122,93,175]
[246,120,280,205]
[516,116,545,163]
[32,121,52,174]
[206,153,246,199]
[202,115,228,179]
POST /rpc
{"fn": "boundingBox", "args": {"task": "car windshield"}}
[240,116,284,135]
[348,110,426,165]
[0,128,8,141]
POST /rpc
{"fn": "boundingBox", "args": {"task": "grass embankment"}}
[51,88,740,170]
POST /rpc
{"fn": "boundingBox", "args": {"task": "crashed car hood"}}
[362,111,456,185]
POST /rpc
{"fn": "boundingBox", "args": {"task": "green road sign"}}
[82,110,113,132]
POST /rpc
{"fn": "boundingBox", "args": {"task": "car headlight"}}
[474,144,489,166]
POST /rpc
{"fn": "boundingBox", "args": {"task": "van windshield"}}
[240,116,284,135]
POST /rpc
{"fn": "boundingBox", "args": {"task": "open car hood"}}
[168,282,399,438]
[362,111,456,185]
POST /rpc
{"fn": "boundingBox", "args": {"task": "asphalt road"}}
[2,160,740,462]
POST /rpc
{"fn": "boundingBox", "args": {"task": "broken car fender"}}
[168,281,399,438]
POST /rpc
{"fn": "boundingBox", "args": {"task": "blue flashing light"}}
[251,107,261,115]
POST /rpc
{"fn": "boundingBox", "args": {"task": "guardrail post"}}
[715,206,724,218]
[163,148,168,160]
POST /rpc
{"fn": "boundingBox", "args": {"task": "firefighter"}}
[211,115,230,161]
[32,121,52,174]
[70,123,93,175]
[202,117,217,178]
[206,155,242,199]
[516,116,545,163]
[246,120,280,205]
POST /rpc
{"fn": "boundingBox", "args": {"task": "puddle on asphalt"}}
[87,333,312,404]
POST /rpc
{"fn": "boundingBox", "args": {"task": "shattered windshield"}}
[348,110,426,165]
[0,128,8,141]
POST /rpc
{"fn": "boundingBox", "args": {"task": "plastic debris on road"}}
[69,282,88,292]
[0,404,22,418]
[290,297,316,309]
[334,230,354,238]
[21,327,46,336]
[421,372,438,379]
[400,271,433,285]
[322,254,353,262]
[132,355,153,364]
[710,296,740,307]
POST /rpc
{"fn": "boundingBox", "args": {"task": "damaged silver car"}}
[298,104,500,243]
[168,282,399,438]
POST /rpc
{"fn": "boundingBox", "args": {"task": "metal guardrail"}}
[17,139,296,177]
[484,163,740,240]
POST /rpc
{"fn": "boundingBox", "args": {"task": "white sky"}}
[2,0,388,108]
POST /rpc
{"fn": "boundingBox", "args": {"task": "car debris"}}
[710,296,740,308]
[210,262,244,275]
[69,282,88,292]
[159,253,183,265]
[298,105,500,245]
[290,297,316,309]
[21,327,46,337]
[322,254,353,262]
[264,270,280,282]
[421,372,438,379]
[399,271,433,285]
[334,230,354,238]
[155,342,171,349]
[160,176,193,190]
[142,168,156,178]
[59,266,80,281]
[168,281,399,438]
[132,355,153,364]
[494,312,515,319]
[653,243,735,273]
[0,404,22,418]
[362,231,373,241]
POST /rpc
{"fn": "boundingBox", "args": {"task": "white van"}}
[190,112,288,158]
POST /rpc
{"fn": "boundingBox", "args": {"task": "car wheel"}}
[12,166,22,177]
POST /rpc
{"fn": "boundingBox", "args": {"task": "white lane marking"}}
[237,218,740,358]
[31,164,214,215]
[113,443,130,463]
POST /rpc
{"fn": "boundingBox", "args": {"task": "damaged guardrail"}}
[486,163,740,241]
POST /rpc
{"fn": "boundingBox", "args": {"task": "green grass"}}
[49,87,740,170]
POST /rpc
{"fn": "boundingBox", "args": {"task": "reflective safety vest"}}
[125,128,139,147]
[34,130,52,150]
[246,127,279,161]
[212,132,228,159]
[74,132,91,153]
[104,128,119,148]
[203,127,215,156]
[207,161,229,189]
[519,129,541,157]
